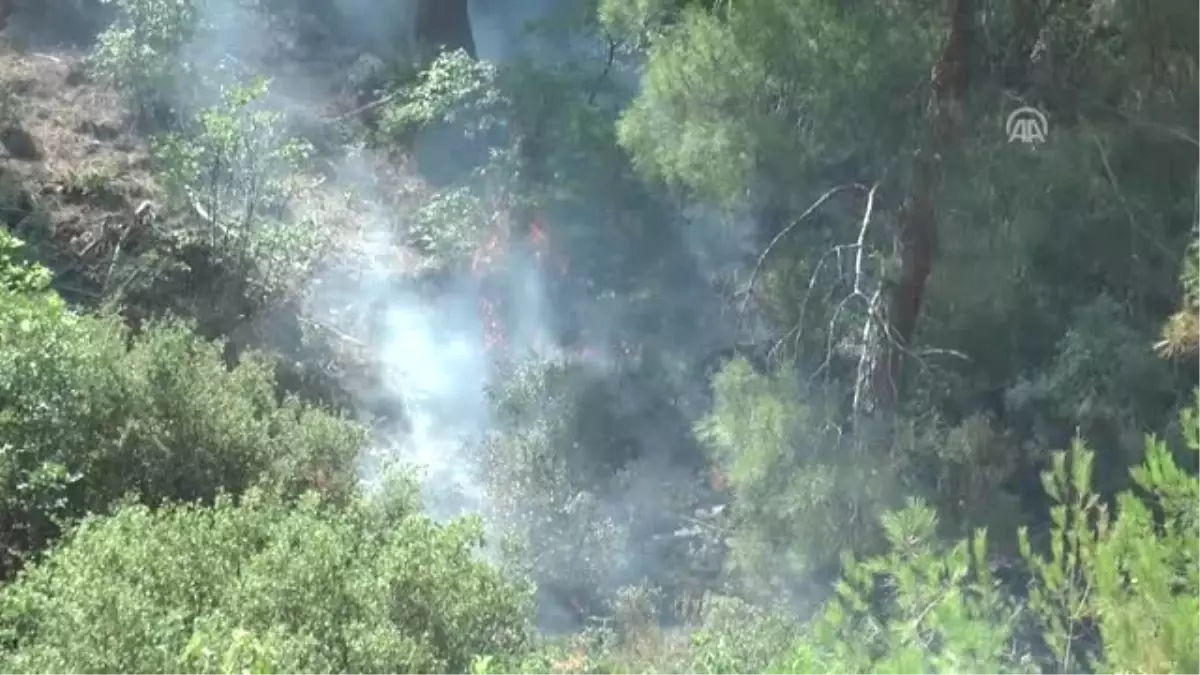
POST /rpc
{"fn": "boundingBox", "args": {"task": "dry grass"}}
[0,30,450,405]
[0,41,158,282]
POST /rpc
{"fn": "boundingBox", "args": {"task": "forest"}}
[0,0,1196,672]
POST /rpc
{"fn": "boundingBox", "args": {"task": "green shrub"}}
[152,77,322,302]
[466,396,1200,675]
[0,232,365,579]
[376,49,509,148]
[767,398,1200,674]
[91,0,202,124]
[0,488,534,673]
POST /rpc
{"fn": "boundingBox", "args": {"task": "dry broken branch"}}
[769,184,879,369]
[738,184,864,313]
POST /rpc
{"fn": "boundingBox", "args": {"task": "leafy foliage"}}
[91,0,202,123]
[152,77,322,300]
[0,488,533,673]
[0,232,365,579]
[481,359,702,628]
[612,0,937,207]
[377,49,509,148]
[1,0,1196,673]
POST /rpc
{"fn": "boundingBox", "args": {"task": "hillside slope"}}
[0,44,158,305]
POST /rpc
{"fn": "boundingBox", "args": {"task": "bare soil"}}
[0,27,440,419]
[0,42,160,301]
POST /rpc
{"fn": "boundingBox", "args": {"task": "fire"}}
[479,296,505,351]
[551,644,588,674]
[471,232,504,275]
[530,215,548,259]
[530,211,569,276]
[471,208,569,357]
[469,209,644,368]
[709,467,729,493]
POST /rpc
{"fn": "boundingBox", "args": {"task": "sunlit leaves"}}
[616,0,936,208]
[92,0,202,121]
[378,50,509,145]
[0,490,533,673]
[152,77,321,299]
[0,244,366,580]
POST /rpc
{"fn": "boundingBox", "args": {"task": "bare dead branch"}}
[755,173,897,369]
[768,240,856,363]
[297,314,367,348]
[101,221,135,296]
[849,182,893,414]
[851,288,883,415]
[799,183,882,394]
[326,91,400,124]
[852,183,879,295]
[738,184,864,313]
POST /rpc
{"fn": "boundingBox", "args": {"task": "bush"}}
[376,49,508,148]
[152,77,323,302]
[466,396,1199,674]
[480,356,716,630]
[91,0,202,125]
[0,231,366,579]
[0,487,534,673]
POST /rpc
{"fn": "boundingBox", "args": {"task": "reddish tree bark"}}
[415,0,476,59]
[868,0,973,411]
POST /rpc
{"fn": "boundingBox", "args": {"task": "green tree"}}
[603,0,1195,588]
[764,397,1198,674]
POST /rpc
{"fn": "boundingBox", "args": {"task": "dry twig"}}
[738,183,864,313]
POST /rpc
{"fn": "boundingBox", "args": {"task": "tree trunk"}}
[415,0,476,60]
[867,0,972,411]
[1005,0,1040,89]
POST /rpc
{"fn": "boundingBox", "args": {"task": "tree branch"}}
[587,37,620,106]
[738,184,864,313]
[768,184,876,367]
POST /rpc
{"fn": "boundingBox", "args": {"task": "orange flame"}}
[530,216,548,260]
[471,208,575,357]
[471,233,503,275]
[551,644,588,674]
[530,211,570,276]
